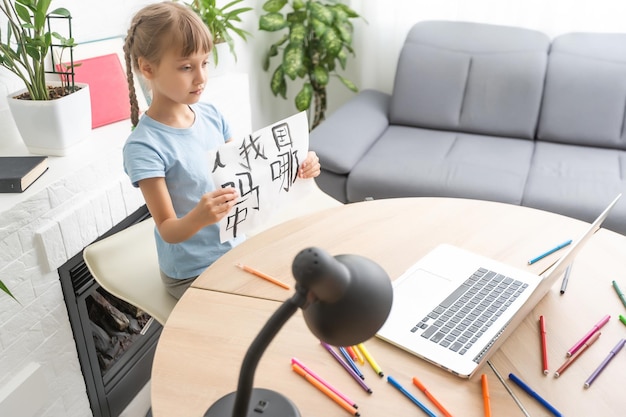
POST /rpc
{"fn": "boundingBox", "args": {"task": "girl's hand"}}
[195,187,239,225]
[299,151,321,179]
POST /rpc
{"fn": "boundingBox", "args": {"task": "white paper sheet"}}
[207,111,311,242]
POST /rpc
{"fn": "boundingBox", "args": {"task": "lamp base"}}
[204,388,301,417]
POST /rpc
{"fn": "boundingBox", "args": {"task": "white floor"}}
[119,381,151,417]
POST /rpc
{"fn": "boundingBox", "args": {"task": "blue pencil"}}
[387,375,437,417]
[339,347,364,379]
[509,373,562,417]
[528,239,572,265]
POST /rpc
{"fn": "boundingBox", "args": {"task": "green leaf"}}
[330,5,348,22]
[309,2,333,26]
[312,65,329,86]
[263,43,279,71]
[287,10,307,24]
[289,23,306,44]
[337,4,360,19]
[311,18,328,38]
[295,83,313,111]
[49,7,71,17]
[322,28,342,57]
[335,22,352,44]
[14,3,32,24]
[283,43,304,80]
[34,4,48,31]
[293,0,305,11]
[336,74,358,92]
[271,66,287,98]
[0,279,18,303]
[259,12,288,32]
[262,0,288,13]
[337,48,347,69]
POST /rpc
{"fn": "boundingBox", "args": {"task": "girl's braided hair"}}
[123,1,213,127]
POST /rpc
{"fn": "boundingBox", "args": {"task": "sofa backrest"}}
[389,21,550,140]
[537,33,626,150]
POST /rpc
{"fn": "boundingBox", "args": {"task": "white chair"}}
[83,217,177,326]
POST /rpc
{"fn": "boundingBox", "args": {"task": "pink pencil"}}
[291,358,358,409]
[567,314,610,357]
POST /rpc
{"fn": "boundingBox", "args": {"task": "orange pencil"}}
[481,374,491,417]
[292,363,360,416]
[236,263,290,290]
[412,376,454,417]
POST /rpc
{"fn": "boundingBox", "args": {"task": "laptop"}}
[376,194,621,378]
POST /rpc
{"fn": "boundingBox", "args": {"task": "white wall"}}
[349,0,626,96]
[3,0,626,135]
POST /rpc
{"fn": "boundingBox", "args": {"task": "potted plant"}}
[181,0,253,66]
[259,0,360,129]
[0,0,91,156]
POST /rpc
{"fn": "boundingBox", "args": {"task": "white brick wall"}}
[0,148,143,417]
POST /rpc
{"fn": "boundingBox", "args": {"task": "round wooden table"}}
[152,198,626,417]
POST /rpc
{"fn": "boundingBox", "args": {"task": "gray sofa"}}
[310,20,626,235]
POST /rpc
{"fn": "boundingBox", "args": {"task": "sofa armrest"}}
[310,89,390,175]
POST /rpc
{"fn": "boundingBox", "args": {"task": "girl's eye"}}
[202,61,209,68]
[181,65,192,71]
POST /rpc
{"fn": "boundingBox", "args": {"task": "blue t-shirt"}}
[123,102,244,279]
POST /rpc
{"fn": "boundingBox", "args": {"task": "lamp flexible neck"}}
[231,291,307,417]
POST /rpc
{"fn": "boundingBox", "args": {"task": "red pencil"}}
[345,346,358,361]
[539,315,548,375]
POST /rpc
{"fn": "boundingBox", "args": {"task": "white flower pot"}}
[7,83,92,156]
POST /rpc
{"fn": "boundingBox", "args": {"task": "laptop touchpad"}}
[394,268,452,309]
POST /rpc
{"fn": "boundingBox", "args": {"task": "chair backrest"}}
[83,217,177,326]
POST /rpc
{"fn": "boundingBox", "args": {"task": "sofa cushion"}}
[537,33,626,150]
[390,21,549,139]
[310,89,391,175]
[346,125,534,203]
[522,141,626,232]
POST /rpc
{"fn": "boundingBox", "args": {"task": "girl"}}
[122,1,321,299]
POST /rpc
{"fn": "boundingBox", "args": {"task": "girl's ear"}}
[138,57,155,79]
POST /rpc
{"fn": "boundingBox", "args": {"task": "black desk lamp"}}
[205,247,393,417]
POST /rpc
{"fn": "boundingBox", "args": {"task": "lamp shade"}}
[292,247,393,347]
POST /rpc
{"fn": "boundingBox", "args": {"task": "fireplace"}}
[59,205,161,417]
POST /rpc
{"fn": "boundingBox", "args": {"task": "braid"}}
[124,18,142,127]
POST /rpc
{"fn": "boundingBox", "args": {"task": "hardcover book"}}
[0,156,48,193]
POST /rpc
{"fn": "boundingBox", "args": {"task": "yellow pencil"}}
[352,345,365,364]
[357,343,384,376]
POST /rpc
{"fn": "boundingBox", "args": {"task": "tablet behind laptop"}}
[376,194,621,378]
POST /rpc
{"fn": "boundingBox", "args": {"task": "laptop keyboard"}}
[412,267,528,358]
